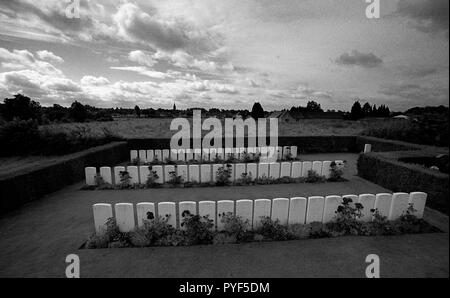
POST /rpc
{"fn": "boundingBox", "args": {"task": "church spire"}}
[173,101,177,111]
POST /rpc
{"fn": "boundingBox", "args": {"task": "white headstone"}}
[374,193,392,218]
[246,163,257,181]
[253,199,271,228]
[224,148,233,160]
[114,166,125,185]
[288,197,307,225]
[170,149,178,161]
[269,162,280,179]
[280,162,291,177]
[408,192,427,219]
[158,202,176,227]
[209,148,217,161]
[235,163,246,181]
[162,149,170,162]
[312,161,323,176]
[130,150,138,162]
[185,149,193,161]
[389,192,410,220]
[127,166,139,185]
[194,148,202,161]
[217,200,234,231]
[227,163,235,181]
[177,165,188,183]
[179,201,197,229]
[276,146,283,160]
[189,165,200,183]
[282,146,290,159]
[136,202,155,227]
[92,203,113,235]
[364,144,372,154]
[342,194,359,208]
[154,149,162,162]
[85,167,97,186]
[212,164,223,182]
[306,196,325,223]
[358,194,376,222]
[271,198,289,225]
[217,148,224,161]
[177,149,185,162]
[164,165,175,183]
[267,147,277,162]
[236,200,253,229]
[321,161,332,179]
[258,163,269,178]
[291,162,302,178]
[260,147,268,159]
[115,203,135,232]
[200,164,212,183]
[301,161,312,177]
[290,146,298,159]
[138,150,147,163]
[199,201,216,228]
[323,195,342,223]
[202,148,210,162]
[152,165,163,184]
[146,150,154,162]
[139,166,150,185]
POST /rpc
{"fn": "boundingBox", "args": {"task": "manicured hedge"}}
[357,153,449,215]
[355,136,421,152]
[0,142,128,215]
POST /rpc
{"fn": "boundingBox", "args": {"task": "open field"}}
[40,118,378,139]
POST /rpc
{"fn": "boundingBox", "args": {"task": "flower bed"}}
[84,197,438,249]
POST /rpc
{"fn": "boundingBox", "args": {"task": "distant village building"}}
[268,110,296,123]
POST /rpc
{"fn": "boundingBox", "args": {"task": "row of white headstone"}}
[85,160,345,186]
[92,192,427,235]
[130,146,298,163]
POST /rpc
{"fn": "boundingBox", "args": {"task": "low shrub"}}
[328,161,345,182]
[305,170,326,183]
[255,217,292,241]
[220,212,249,242]
[167,170,183,187]
[216,164,232,186]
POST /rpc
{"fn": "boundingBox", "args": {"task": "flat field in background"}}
[40,118,380,139]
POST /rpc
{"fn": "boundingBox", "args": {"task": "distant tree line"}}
[347,101,390,120]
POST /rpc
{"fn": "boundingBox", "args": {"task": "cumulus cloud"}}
[81,76,111,86]
[395,0,449,35]
[0,48,62,75]
[128,50,157,67]
[113,3,195,51]
[36,50,64,63]
[335,50,383,68]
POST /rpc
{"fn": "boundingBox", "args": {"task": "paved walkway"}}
[0,153,448,277]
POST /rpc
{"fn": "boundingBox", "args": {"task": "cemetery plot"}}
[86,191,437,249]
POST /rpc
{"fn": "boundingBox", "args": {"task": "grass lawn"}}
[41,118,376,139]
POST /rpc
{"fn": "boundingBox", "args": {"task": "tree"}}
[350,101,363,120]
[306,101,323,113]
[69,101,88,122]
[134,105,141,118]
[362,102,373,117]
[2,94,41,121]
[250,102,265,119]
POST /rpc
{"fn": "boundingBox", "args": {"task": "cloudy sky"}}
[0,0,448,111]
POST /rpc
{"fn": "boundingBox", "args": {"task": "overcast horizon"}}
[0,0,448,112]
